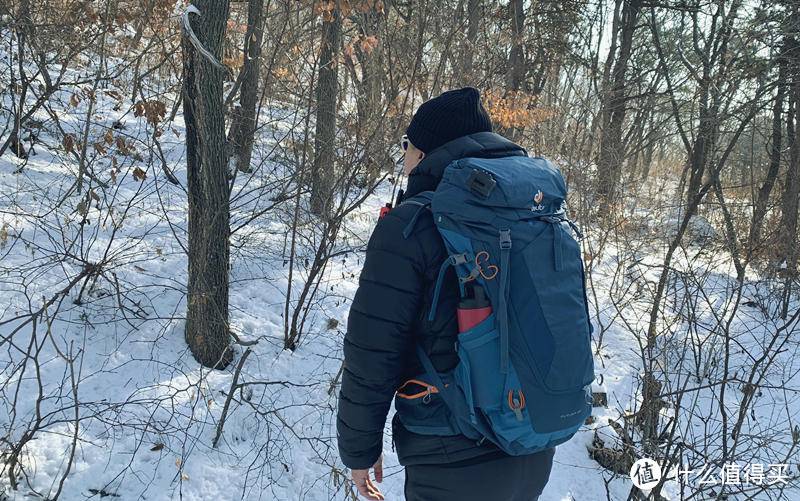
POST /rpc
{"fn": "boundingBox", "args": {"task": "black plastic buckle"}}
[466,169,496,198]
[499,229,512,249]
[449,253,468,266]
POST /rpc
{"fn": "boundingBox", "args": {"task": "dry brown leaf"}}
[63,134,75,154]
[359,35,379,55]
[115,136,128,154]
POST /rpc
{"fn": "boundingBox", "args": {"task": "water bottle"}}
[457,283,492,332]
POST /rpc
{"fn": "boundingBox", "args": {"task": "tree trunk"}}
[183,0,233,369]
[778,6,800,296]
[311,2,342,218]
[594,0,641,209]
[228,0,265,173]
[131,0,156,47]
[779,62,800,274]
[506,0,526,92]
[354,3,386,184]
[640,135,655,181]
[497,0,527,141]
[459,0,481,85]
[749,49,787,253]
[9,0,33,160]
[685,81,718,206]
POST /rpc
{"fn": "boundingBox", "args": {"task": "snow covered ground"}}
[1,87,799,501]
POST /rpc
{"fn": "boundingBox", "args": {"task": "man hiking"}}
[337,87,594,501]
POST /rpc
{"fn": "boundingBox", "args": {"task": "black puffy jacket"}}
[336,132,527,469]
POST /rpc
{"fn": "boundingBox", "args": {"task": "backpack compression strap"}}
[498,229,511,374]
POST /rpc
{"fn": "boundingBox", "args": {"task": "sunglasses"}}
[400,134,410,152]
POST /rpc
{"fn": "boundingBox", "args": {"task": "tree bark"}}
[594,0,641,208]
[9,0,33,160]
[496,0,527,142]
[749,48,787,253]
[228,0,265,173]
[353,3,386,183]
[459,0,481,85]
[506,0,526,92]
[311,2,342,218]
[779,50,800,274]
[685,79,718,206]
[183,0,233,369]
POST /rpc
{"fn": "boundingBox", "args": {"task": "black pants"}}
[404,447,555,501]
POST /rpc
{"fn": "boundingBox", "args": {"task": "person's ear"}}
[418,151,425,161]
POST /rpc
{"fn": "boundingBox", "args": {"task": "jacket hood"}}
[403,131,527,200]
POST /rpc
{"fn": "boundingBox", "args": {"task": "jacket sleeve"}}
[337,209,425,469]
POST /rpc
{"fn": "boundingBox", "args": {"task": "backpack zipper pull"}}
[508,390,526,421]
[422,388,432,404]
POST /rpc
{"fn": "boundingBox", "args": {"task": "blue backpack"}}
[394,155,595,455]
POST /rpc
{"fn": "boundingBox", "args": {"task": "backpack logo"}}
[531,190,545,211]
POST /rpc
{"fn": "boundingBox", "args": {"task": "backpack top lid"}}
[432,155,567,223]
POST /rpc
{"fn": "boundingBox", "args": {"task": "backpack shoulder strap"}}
[400,190,435,239]
[400,190,434,208]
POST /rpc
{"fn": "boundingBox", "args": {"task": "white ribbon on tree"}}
[181,5,228,72]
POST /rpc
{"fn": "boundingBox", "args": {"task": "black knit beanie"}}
[405,87,493,153]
